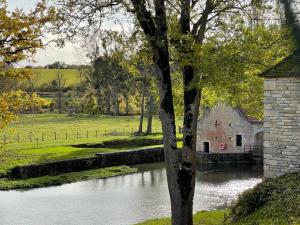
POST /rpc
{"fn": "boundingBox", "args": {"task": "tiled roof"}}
[261,49,300,78]
[236,108,263,125]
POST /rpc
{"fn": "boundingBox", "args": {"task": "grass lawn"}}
[1,113,164,151]
[0,165,137,190]
[0,135,164,176]
[0,113,182,176]
[30,69,81,87]
[136,210,226,225]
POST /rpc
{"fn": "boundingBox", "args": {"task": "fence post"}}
[42,132,44,141]
[17,134,20,143]
[96,130,98,137]
[29,132,32,142]
[36,138,39,148]
[86,130,89,138]
[54,132,57,140]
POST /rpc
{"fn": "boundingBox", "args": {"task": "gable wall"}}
[196,104,258,153]
[264,77,300,178]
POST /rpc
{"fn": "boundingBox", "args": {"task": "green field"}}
[1,113,164,149]
[0,113,182,175]
[30,69,81,87]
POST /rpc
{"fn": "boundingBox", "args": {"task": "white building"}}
[196,103,263,154]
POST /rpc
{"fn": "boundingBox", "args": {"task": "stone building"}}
[196,103,263,153]
[262,50,300,178]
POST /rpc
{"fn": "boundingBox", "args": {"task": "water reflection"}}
[0,163,262,225]
[197,163,263,184]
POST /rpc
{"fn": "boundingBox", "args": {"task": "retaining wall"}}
[196,152,256,164]
[8,147,164,179]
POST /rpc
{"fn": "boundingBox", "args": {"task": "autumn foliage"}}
[0,0,55,129]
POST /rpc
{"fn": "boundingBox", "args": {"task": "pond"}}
[0,163,262,225]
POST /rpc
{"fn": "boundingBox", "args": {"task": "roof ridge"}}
[261,49,300,78]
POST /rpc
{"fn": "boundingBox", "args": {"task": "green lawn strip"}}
[136,210,226,225]
[0,142,164,176]
[0,165,137,191]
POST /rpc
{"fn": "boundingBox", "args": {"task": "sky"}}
[7,0,88,66]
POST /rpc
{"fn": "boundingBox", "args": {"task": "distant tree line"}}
[25,62,91,70]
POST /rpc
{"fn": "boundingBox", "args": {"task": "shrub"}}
[229,172,300,222]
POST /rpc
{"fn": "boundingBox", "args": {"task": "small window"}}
[229,123,232,127]
[215,136,218,139]
[236,135,242,146]
[229,137,232,140]
[203,142,209,153]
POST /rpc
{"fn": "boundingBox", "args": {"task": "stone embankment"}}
[8,147,164,179]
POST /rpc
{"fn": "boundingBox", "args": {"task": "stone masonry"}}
[264,77,300,178]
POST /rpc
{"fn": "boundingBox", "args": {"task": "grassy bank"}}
[136,210,226,225]
[0,135,165,176]
[228,171,300,225]
[0,113,174,175]
[0,165,137,191]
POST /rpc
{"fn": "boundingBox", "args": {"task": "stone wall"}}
[8,147,164,179]
[264,77,300,178]
[196,152,254,164]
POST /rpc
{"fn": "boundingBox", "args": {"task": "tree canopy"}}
[0,0,55,129]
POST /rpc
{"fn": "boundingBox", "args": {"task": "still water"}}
[0,163,262,225]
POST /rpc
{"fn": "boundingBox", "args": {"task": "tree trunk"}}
[105,90,111,115]
[96,88,102,114]
[131,1,200,224]
[114,93,119,116]
[58,91,62,114]
[125,95,130,115]
[116,96,120,115]
[138,78,146,134]
[146,93,154,134]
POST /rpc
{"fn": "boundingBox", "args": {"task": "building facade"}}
[262,50,300,178]
[196,103,263,154]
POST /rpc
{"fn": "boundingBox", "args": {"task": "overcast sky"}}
[7,0,88,66]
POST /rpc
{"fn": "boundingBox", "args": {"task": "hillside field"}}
[30,69,82,87]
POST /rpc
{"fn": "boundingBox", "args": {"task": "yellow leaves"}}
[0,1,55,131]
[0,68,31,80]
[0,0,56,65]
[0,90,50,129]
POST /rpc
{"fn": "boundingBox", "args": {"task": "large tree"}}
[53,1,280,224]
[0,0,55,129]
